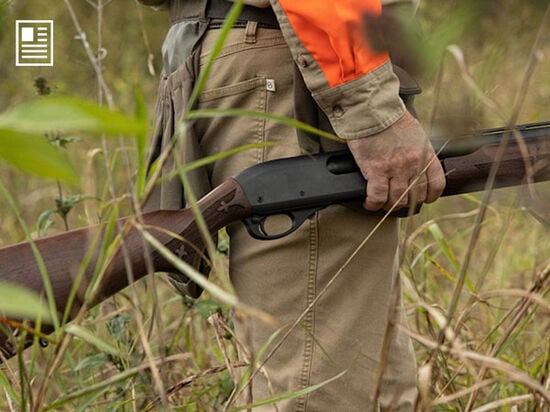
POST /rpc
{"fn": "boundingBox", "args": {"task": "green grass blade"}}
[185,108,343,143]
[64,324,120,357]
[231,370,347,411]
[428,222,475,291]
[185,0,244,112]
[158,142,274,183]
[0,180,60,335]
[141,230,239,308]
[0,368,20,405]
[41,355,187,411]
[233,329,282,398]
[133,84,149,197]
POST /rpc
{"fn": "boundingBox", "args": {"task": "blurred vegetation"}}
[0,0,167,239]
[417,0,549,129]
[0,0,549,410]
[0,0,167,110]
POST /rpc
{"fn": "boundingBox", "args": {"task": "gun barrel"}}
[434,121,550,158]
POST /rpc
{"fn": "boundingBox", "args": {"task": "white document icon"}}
[16,20,54,66]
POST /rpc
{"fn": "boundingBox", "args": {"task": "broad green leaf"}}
[0,129,79,185]
[0,96,148,136]
[0,281,54,322]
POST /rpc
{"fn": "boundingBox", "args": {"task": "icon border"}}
[16,20,54,67]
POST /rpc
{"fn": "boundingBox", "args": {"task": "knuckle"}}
[368,160,390,175]
[406,151,422,165]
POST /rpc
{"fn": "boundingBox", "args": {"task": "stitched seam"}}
[256,77,267,164]
[199,36,287,60]
[198,77,264,102]
[295,214,318,412]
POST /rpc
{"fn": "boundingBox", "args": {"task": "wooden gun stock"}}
[0,179,251,359]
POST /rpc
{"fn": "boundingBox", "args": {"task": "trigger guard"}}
[243,208,319,240]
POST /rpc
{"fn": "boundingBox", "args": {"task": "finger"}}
[410,173,428,205]
[425,160,446,203]
[365,175,389,211]
[386,176,409,210]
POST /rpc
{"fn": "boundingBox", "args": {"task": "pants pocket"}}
[195,76,269,186]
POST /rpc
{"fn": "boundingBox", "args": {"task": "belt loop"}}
[244,21,258,44]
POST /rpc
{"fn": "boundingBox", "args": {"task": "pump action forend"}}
[0,121,549,360]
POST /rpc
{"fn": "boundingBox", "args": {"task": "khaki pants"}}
[153,24,418,411]
[194,26,417,411]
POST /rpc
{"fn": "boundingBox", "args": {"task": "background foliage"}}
[0,0,549,410]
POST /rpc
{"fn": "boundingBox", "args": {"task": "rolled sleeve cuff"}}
[313,61,406,139]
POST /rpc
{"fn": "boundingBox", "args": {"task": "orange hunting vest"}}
[277,0,388,87]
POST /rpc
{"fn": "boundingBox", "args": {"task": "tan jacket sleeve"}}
[270,0,406,139]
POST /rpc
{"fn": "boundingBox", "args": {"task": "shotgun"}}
[1,121,549,359]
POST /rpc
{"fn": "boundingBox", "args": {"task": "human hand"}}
[347,111,446,211]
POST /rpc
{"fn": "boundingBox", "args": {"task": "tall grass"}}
[1,0,549,410]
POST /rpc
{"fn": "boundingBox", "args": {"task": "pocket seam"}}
[198,76,265,103]
[200,35,287,62]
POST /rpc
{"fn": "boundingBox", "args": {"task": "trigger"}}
[242,215,269,240]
